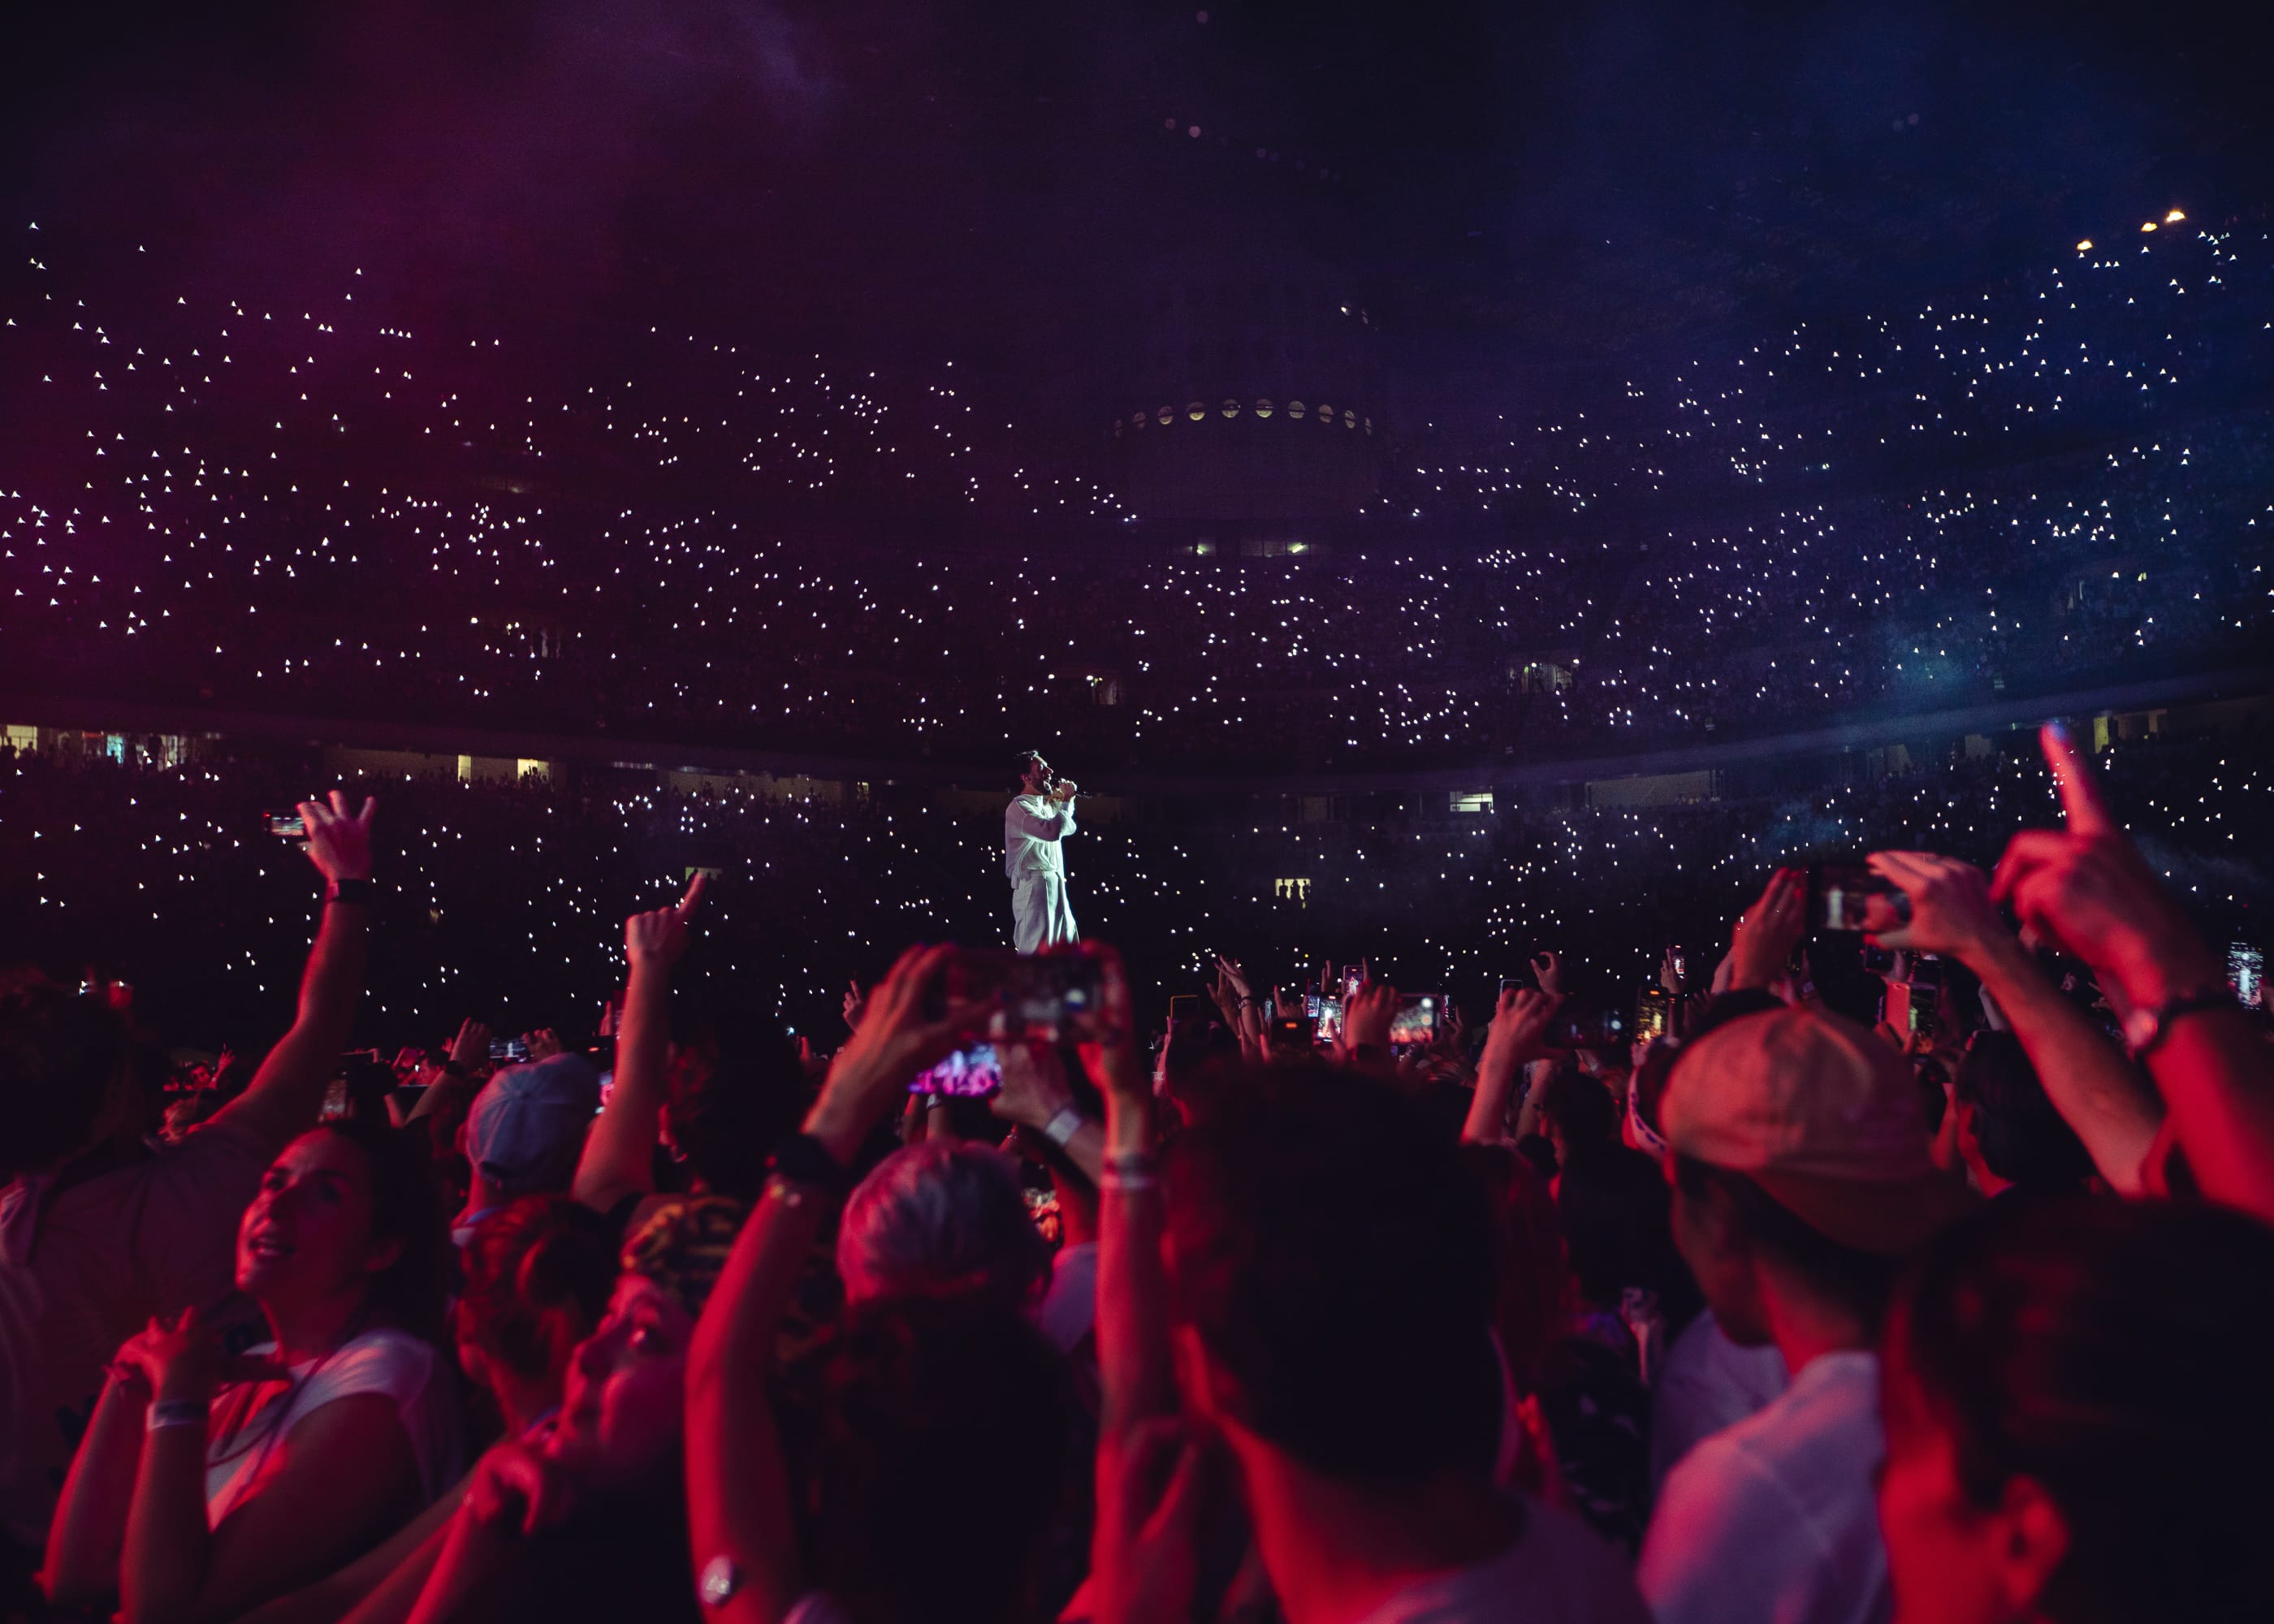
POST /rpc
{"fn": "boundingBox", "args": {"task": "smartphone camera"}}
[264,811,306,839]
[1805,862,1908,933]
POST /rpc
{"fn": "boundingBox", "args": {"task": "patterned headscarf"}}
[618,1195,746,1319]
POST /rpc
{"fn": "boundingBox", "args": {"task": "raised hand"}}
[1990,723,2223,1006]
[1342,977,1399,1053]
[805,945,960,1163]
[1079,944,1148,1110]
[1728,867,1805,992]
[447,1017,491,1069]
[841,979,867,1033]
[298,789,375,883]
[1480,986,1562,1075]
[1863,852,2004,960]
[1530,950,1566,996]
[1214,955,1252,1001]
[1273,984,1303,1019]
[625,872,706,968]
[992,1042,1077,1134]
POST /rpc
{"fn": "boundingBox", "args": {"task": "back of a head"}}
[466,1052,600,1199]
[455,1196,619,1382]
[1664,1005,1974,1335]
[837,1139,1053,1309]
[793,1291,1074,1624]
[1953,1033,2095,1190]
[1895,1197,2274,1622]
[1537,1069,1621,1167]
[665,1012,807,1201]
[1165,1061,1500,1484]
[0,982,129,1183]
[1557,1145,1697,1324]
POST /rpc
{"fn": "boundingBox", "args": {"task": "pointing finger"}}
[2042,721,2115,836]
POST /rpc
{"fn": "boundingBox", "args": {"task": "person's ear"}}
[1988,1473,2070,1617]
[363,1233,406,1276]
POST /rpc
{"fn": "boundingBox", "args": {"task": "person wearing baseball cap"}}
[455,1052,602,1246]
[1637,1004,1974,1624]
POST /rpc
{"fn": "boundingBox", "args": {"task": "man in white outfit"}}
[1005,749,1079,952]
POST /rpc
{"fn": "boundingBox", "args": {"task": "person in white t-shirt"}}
[1648,1309,1788,1492]
[1639,1004,1974,1624]
[0,793,380,1570]
[1005,749,1079,952]
[42,1118,459,1622]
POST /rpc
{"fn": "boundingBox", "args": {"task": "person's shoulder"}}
[311,1328,442,1400]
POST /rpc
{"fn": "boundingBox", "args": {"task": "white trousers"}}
[1012,870,1079,953]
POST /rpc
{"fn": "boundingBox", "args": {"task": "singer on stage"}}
[1005,749,1079,952]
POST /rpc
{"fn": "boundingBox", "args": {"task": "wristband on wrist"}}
[325,877,378,906]
[1040,1105,1085,1147]
[146,1398,207,1433]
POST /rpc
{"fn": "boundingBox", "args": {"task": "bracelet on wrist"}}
[146,1397,207,1433]
[1040,1105,1085,1147]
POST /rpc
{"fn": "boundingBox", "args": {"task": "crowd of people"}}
[2,720,2270,1623]
[6,717,2271,1052]
[3,215,2271,771]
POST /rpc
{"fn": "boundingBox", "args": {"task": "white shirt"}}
[1638,1348,1890,1624]
[204,1328,463,1526]
[1649,1309,1789,1491]
[1005,793,1077,880]
[1351,1499,1654,1624]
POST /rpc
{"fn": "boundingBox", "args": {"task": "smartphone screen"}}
[909,1044,1004,1097]
[1388,996,1441,1046]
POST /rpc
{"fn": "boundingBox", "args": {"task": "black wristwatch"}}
[325,878,378,906]
[2121,987,2233,1060]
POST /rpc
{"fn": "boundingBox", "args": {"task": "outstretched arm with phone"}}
[686,946,959,1624]
[1862,849,2163,1194]
[1989,724,2274,1220]
[210,793,376,1155]
[575,875,705,1217]
[1463,986,1561,1145]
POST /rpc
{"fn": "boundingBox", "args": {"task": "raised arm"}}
[1989,723,2274,1220]
[1864,849,2163,1192]
[1463,987,1561,1144]
[992,1043,1106,1185]
[685,946,958,1624]
[575,875,706,1216]
[1079,946,1178,1442]
[1006,793,1077,843]
[211,793,376,1154]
